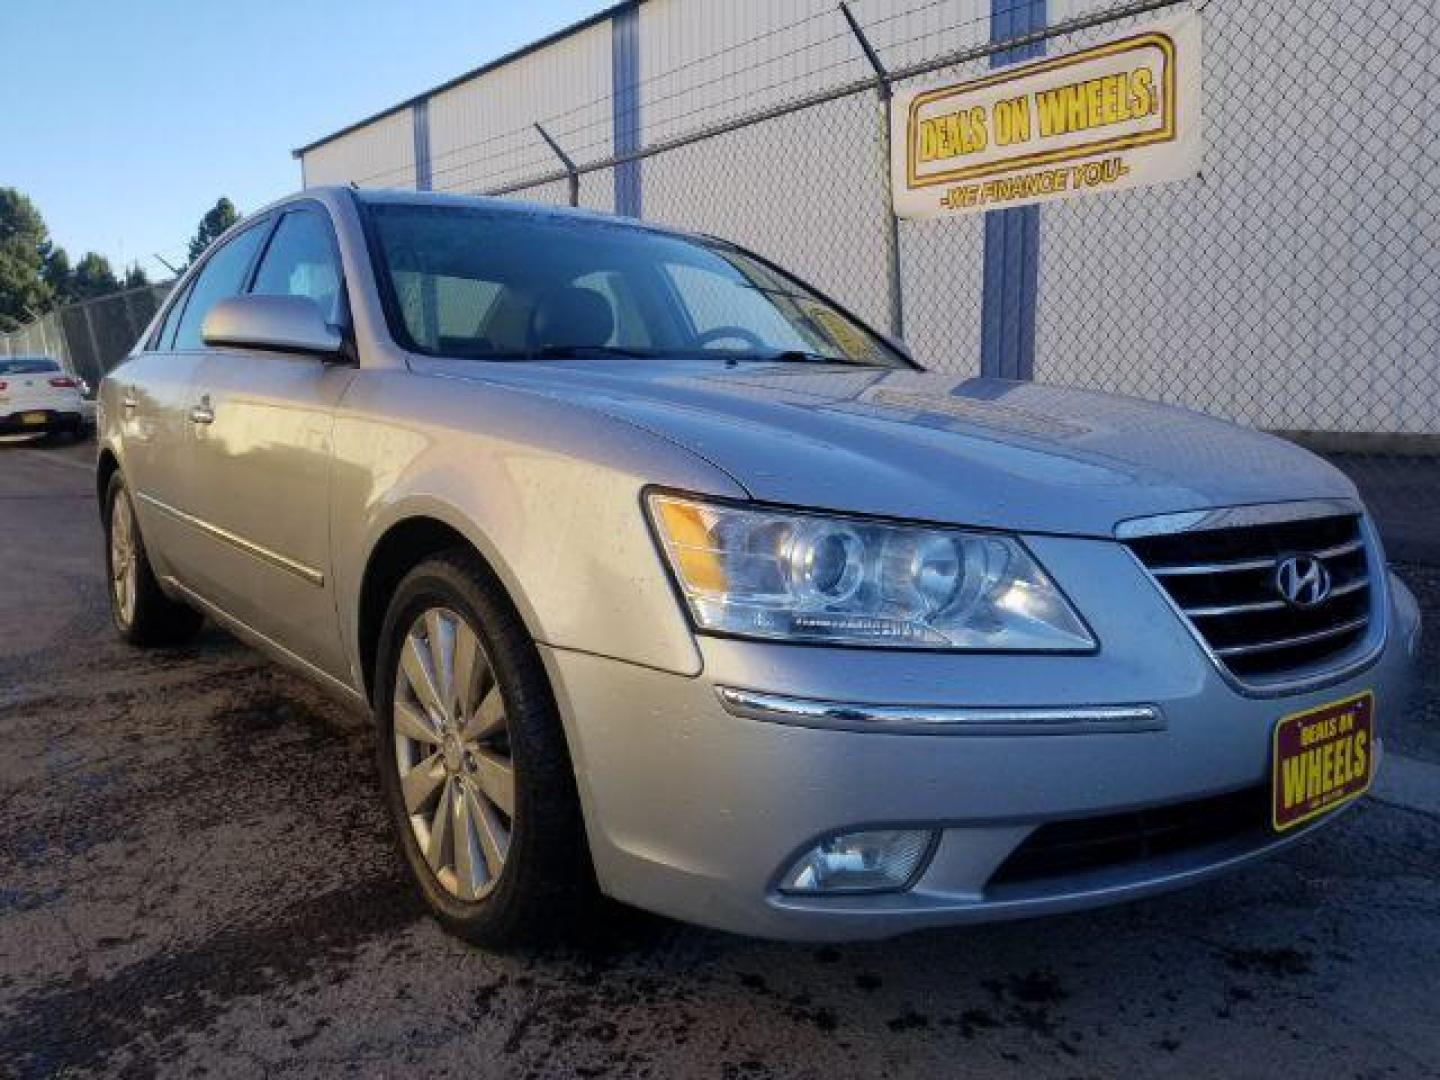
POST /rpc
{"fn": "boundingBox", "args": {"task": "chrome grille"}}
[1126,513,1375,685]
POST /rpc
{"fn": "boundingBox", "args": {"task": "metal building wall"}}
[427,20,615,207]
[1032,0,1440,434]
[636,0,891,330]
[884,0,1005,370]
[292,0,1436,438]
[301,108,416,189]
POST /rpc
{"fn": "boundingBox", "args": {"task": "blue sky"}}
[4,0,607,277]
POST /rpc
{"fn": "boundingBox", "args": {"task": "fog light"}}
[779,829,935,895]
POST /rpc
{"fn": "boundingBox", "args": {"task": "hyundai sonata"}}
[97,189,1421,943]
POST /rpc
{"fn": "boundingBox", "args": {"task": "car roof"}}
[297,186,718,246]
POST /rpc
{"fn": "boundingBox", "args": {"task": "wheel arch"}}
[96,446,121,522]
[355,514,532,706]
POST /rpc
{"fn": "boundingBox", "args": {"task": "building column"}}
[612,2,642,217]
[412,100,432,191]
[979,0,1045,380]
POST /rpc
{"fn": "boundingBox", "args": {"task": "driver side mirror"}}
[202,295,344,359]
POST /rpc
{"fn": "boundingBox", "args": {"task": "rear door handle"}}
[122,395,138,411]
[189,395,214,425]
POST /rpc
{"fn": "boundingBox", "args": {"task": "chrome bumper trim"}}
[715,687,1164,736]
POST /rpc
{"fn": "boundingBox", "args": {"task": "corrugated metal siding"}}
[641,92,895,332]
[636,0,865,144]
[301,108,416,189]
[637,0,890,331]
[880,0,999,371]
[427,20,613,204]
[292,0,1435,435]
[867,0,994,71]
[1034,0,1440,433]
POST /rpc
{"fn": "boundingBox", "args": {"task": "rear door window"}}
[171,223,268,351]
[151,282,193,351]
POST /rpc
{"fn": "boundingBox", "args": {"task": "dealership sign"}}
[892,12,1202,218]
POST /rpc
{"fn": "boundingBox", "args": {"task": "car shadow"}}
[0,430,92,449]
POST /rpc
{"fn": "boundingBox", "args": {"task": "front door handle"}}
[189,395,214,425]
[121,395,138,411]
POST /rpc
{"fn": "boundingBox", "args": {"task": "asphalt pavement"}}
[2,434,1438,1079]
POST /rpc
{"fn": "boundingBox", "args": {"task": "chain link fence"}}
[7,0,1432,558]
[1,283,171,392]
[469,0,1437,562]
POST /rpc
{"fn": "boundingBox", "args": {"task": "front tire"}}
[374,550,587,947]
[104,472,203,646]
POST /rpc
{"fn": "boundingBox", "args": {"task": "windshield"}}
[363,202,906,367]
[0,358,59,376]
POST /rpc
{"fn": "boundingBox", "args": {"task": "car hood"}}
[428,359,1358,537]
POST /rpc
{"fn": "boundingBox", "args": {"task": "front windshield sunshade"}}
[363,202,905,368]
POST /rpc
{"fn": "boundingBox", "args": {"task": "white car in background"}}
[0,356,88,438]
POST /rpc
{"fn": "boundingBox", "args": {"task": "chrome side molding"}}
[137,491,325,588]
[715,687,1163,736]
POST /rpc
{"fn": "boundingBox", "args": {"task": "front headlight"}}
[647,493,1095,650]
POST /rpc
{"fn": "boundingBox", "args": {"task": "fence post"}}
[80,302,103,386]
[52,314,69,372]
[122,289,146,357]
[840,1,905,341]
[534,123,580,208]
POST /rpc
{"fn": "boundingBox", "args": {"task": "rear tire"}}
[374,549,588,947]
[104,472,204,647]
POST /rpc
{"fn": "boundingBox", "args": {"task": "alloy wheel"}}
[393,607,515,901]
[110,495,138,628]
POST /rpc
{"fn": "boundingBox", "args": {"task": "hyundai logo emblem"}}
[1274,555,1332,608]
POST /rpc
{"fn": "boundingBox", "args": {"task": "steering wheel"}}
[694,325,767,352]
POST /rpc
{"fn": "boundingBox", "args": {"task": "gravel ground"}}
[2,436,1438,1079]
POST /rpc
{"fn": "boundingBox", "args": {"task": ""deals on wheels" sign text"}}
[892,12,1203,218]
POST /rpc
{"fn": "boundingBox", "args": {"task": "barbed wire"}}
[339,3,851,188]
[332,0,1088,191]
[474,0,1189,199]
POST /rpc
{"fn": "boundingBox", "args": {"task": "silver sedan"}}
[96,188,1422,943]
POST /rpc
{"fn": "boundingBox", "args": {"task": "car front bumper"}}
[541,536,1422,941]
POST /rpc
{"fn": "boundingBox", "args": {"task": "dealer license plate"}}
[21,412,47,425]
[1272,691,1374,832]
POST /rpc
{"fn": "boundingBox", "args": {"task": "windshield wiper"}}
[530,344,656,360]
[528,344,856,365]
[755,349,851,364]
